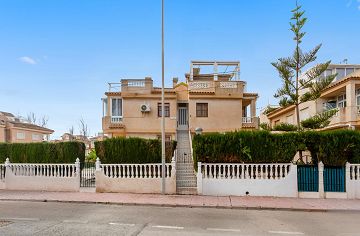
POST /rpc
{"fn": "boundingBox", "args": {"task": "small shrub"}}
[260,122,271,131]
[193,130,360,167]
[273,123,298,131]
[95,137,176,164]
[0,142,85,163]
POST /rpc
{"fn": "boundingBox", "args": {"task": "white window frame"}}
[110,98,123,118]
[32,134,41,141]
[16,132,25,140]
[337,94,346,108]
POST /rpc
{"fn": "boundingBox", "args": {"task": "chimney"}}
[172,77,178,88]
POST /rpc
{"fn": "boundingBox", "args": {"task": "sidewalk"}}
[1,190,360,212]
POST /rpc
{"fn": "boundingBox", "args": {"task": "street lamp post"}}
[161,0,166,194]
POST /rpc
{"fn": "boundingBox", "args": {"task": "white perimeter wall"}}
[96,170,176,194]
[5,167,80,192]
[199,164,298,197]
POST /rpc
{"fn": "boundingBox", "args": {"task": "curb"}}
[2,198,359,212]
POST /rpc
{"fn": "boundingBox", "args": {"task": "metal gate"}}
[324,166,345,192]
[80,162,96,187]
[297,165,319,192]
[177,107,188,130]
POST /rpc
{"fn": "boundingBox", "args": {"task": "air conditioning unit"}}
[140,104,151,112]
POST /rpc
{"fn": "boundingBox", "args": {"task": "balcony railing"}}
[127,80,145,87]
[242,117,253,123]
[111,116,123,123]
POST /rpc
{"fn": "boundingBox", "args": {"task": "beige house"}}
[264,64,360,130]
[102,61,259,140]
[0,111,54,143]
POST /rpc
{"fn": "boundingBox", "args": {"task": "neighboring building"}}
[264,64,360,130]
[60,132,105,154]
[0,111,54,143]
[102,61,259,139]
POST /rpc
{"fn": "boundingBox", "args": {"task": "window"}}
[16,132,25,140]
[286,114,294,124]
[32,134,41,141]
[323,100,337,111]
[158,103,170,117]
[356,89,360,107]
[102,98,108,117]
[300,107,310,121]
[337,94,346,108]
[274,119,280,126]
[111,98,122,117]
[196,103,208,117]
[346,68,354,76]
[335,68,345,81]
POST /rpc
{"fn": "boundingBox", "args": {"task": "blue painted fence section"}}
[297,165,319,192]
[324,166,345,192]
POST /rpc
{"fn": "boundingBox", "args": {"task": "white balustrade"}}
[101,163,173,179]
[111,116,123,123]
[7,163,77,178]
[127,80,145,87]
[200,163,291,180]
[350,164,360,180]
[0,164,5,180]
[189,81,212,90]
[242,117,253,123]
[219,81,238,89]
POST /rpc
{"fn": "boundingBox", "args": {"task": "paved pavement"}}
[1,190,360,212]
[0,201,359,236]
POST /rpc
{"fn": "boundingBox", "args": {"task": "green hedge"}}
[95,137,177,164]
[0,142,85,163]
[193,130,360,166]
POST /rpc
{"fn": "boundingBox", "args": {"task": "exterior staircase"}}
[176,130,197,195]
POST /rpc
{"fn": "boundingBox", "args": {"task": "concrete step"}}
[176,187,197,195]
[176,180,197,187]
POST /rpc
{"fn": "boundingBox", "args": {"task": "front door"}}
[177,104,188,130]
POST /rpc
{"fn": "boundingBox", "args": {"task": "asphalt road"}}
[0,201,359,236]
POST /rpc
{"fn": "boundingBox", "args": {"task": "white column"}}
[214,62,218,81]
[190,63,193,81]
[318,161,325,198]
[95,157,101,171]
[197,162,202,195]
[345,162,353,199]
[75,158,81,177]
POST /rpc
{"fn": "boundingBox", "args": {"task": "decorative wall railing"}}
[0,164,5,180]
[111,116,123,123]
[100,163,173,179]
[242,117,254,123]
[350,164,360,180]
[126,80,145,87]
[7,163,77,178]
[200,163,291,180]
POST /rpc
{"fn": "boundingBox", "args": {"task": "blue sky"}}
[0,0,359,138]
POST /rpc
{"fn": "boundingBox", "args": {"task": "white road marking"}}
[63,220,88,224]
[207,227,242,232]
[269,231,304,235]
[109,222,135,227]
[152,225,184,230]
[2,218,40,221]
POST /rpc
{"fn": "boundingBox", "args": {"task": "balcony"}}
[107,77,153,94]
[322,106,360,126]
[188,81,245,94]
[102,116,125,130]
[242,117,259,129]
